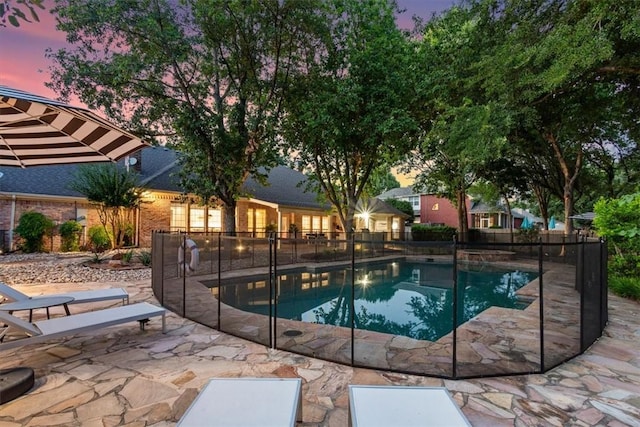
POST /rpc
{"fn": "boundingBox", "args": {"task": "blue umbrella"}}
[549,216,556,230]
[521,217,531,229]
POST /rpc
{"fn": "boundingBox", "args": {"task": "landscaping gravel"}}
[0,252,151,284]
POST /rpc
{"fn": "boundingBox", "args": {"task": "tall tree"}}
[475,0,640,235]
[407,4,511,236]
[48,0,323,233]
[282,0,417,233]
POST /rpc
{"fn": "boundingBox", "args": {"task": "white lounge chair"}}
[0,282,129,306]
[0,302,166,351]
[348,385,471,427]
[177,378,303,427]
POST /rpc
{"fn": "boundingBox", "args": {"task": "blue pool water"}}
[217,260,537,341]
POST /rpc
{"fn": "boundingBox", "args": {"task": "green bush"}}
[609,275,640,300]
[138,250,152,266]
[88,225,111,253]
[14,211,54,253]
[59,220,83,252]
[122,249,134,263]
[517,227,540,243]
[411,224,457,241]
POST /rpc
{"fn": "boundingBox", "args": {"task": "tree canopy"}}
[282,0,417,232]
[48,0,324,233]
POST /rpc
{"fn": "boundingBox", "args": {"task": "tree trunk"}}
[456,190,468,240]
[222,202,237,235]
[504,195,513,243]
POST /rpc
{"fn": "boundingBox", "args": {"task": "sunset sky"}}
[1,1,455,101]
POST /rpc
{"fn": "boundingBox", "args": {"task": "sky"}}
[1,0,455,101]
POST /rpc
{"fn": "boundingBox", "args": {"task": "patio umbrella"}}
[0,85,148,168]
[521,216,531,229]
[549,216,556,230]
[0,85,148,404]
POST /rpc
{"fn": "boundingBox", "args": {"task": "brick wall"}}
[1,197,97,252]
[420,195,471,228]
[139,196,172,247]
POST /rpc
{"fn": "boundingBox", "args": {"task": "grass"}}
[609,275,640,300]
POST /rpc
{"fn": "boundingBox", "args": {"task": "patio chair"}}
[0,282,129,306]
[177,377,303,427]
[348,385,471,427]
[0,302,166,351]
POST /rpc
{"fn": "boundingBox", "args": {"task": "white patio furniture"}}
[348,385,471,427]
[0,282,129,307]
[178,377,303,427]
[0,295,74,322]
[0,302,166,351]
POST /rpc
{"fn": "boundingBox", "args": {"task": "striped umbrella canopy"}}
[0,85,148,168]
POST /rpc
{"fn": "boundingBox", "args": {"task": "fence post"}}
[182,234,186,317]
[350,232,356,366]
[452,234,458,378]
[269,232,274,348]
[538,237,545,373]
[217,233,221,330]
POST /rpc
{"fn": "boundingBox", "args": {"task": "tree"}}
[69,164,143,249]
[384,198,414,223]
[282,0,417,233]
[407,4,511,236]
[364,167,401,198]
[0,0,44,27]
[48,0,323,234]
[474,0,640,236]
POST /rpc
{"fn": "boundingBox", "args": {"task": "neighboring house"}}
[0,147,407,251]
[354,197,410,239]
[469,202,519,229]
[377,186,421,222]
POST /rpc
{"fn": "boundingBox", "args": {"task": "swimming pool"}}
[216,260,537,341]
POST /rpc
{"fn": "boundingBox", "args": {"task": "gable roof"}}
[377,186,418,199]
[0,146,326,209]
[356,198,410,218]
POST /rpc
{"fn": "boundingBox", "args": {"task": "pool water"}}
[218,260,537,341]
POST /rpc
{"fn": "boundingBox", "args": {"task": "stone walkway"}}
[1,258,640,425]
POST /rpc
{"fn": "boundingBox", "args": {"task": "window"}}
[407,196,420,208]
[302,215,329,233]
[170,204,187,231]
[302,215,311,232]
[208,209,222,230]
[190,207,206,232]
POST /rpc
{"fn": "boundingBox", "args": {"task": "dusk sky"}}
[1,1,456,103]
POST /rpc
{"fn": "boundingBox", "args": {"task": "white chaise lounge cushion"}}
[0,302,166,351]
[0,283,129,306]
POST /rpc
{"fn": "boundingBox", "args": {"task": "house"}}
[378,187,471,229]
[0,147,407,251]
[354,198,410,239]
[376,186,421,222]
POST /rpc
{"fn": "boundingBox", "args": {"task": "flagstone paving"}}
[1,255,639,426]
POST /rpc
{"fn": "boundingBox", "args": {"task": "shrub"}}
[517,227,540,243]
[609,275,640,300]
[14,211,54,253]
[59,220,83,252]
[138,250,152,266]
[411,224,457,241]
[122,249,134,263]
[88,225,111,253]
